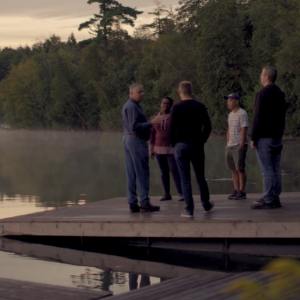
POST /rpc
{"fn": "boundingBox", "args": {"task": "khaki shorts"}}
[225,144,248,171]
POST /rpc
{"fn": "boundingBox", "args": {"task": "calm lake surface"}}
[0,129,300,294]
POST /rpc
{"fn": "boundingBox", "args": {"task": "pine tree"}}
[143,1,171,36]
[78,0,142,49]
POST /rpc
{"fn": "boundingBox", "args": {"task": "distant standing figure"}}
[122,83,162,213]
[250,67,286,209]
[224,93,249,200]
[149,97,184,201]
[169,81,214,217]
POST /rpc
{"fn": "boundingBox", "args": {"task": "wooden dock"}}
[0,277,111,300]
[0,238,229,278]
[1,192,300,239]
[109,274,252,300]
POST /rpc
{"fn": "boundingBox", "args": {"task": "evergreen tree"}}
[196,0,250,129]
[176,0,204,34]
[78,0,142,49]
[143,1,171,36]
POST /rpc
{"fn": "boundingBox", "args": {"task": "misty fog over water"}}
[0,129,300,210]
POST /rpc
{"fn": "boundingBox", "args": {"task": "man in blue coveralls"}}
[122,83,162,213]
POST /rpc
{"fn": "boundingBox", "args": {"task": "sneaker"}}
[251,199,274,210]
[178,194,185,202]
[228,190,238,200]
[235,190,247,200]
[130,204,140,213]
[254,198,282,208]
[141,203,160,212]
[181,210,193,218]
[160,194,172,201]
[204,201,214,212]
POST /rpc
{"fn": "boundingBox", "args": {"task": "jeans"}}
[155,154,183,196]
[123,137,150,206]
[174,142,210,214]
[256,138,283,203]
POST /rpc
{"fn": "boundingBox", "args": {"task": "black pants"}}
[174,142,210,214]
[155,154,183,196]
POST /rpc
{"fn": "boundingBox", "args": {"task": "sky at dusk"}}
[0,0,179,49]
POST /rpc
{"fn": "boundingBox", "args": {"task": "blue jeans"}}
[123,137,150,206]
[256,138,283,203]
[174,142,210,214]
[155,154,183,196]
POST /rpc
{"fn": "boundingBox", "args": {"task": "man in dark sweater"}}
[250,67,286,209]
[169,81,214,217]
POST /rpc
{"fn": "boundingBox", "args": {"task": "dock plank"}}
[109,275,240,300]
[109,273,280,300]
[0,277,111,300]
[1,193,300,238]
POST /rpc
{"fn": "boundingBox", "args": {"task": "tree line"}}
[0,0,300,135]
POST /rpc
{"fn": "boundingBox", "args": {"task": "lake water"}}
[0,129,300,295]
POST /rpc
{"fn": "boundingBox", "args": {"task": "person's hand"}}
[150,153,155,159]
[150,115,163,125]
[250,141,257,149]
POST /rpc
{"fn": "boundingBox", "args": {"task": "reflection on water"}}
[0,130,300,210]
[0,250,158,295]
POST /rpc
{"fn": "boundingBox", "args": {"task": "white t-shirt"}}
[227,108,249,146]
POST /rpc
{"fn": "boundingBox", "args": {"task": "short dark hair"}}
[161,96,174,106]
[263,67,277,83]
[179,81,192,95]
[130,83,143,92]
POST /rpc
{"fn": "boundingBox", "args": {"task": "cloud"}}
[0,0,178,19]
[0,0,179,48]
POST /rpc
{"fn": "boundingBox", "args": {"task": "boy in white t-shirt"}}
[224,93,249,200]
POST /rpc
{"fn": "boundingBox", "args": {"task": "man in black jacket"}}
[250,67,286,209]
[169,81,214,217]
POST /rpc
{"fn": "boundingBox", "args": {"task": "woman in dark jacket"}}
[149,97,184,201]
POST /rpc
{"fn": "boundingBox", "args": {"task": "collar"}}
[129,98,140,106]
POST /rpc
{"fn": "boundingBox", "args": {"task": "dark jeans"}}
[123,137,150,206]
[256,138,283,203]
[155,154,183,196]
[174,142,210,214]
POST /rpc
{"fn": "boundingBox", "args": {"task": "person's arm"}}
[202,106,212,144]
[240,127,247,148]
[126,105,152,134]
[240,112,249,148]
[169,105,177,147]
[149,126,156,159]
[251,91,264,146]
[227,129,229,145]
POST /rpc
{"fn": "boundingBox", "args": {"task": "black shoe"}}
[178,194,185,202]
[273,199,282,208]
[141,203,160,212]
[204,201,214,212]
[254,198,282,209]
[130,204,140,213]
[181,209,193,218]
[228,190,238,200]
[235,190,247,200]
[160,194,172,201]
[251,199,274,210]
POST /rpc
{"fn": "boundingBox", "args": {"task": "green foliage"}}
[196,0,251,130]
[142,1,172,36]
[226,258,300,300]
[1,0,300,134]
